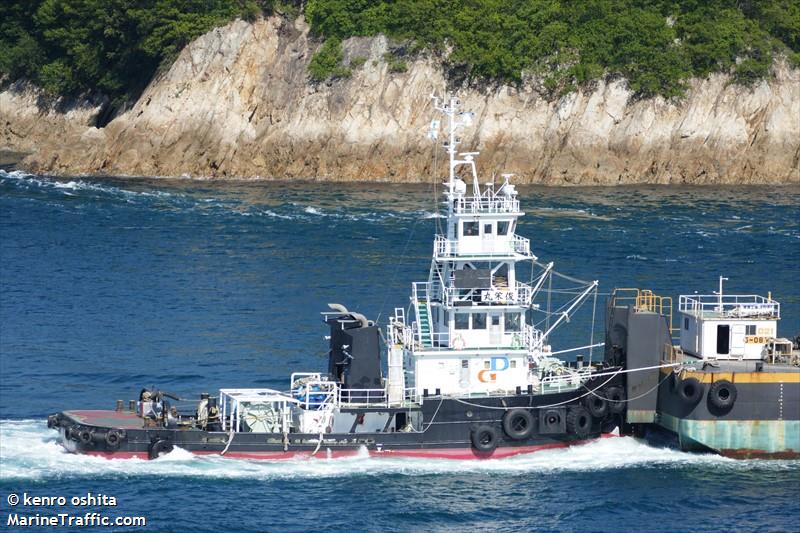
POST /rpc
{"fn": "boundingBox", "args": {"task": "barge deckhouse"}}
[49,96,625,460]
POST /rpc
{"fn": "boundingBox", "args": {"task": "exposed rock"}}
[1,16,798,184]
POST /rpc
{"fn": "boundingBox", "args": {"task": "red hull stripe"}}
[81,437,613,461]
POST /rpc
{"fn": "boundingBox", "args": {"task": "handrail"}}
[434,234,531,258]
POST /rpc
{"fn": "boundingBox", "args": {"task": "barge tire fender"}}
[471,425,498,453]
[502,409,535,440]
[605,386,626,415]
[79,429,94,445]
[708,379,737,410]
[677,377,703,406]
[583,394,609,418]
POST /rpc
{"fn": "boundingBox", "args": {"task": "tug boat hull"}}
[51,385,624,461]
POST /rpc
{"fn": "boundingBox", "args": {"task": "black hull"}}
[50,379,624,460]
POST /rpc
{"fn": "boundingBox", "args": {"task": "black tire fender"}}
[470,425,499,453]
[605,386,626,414]
[583,394,609,419]
[677,377,703,406]
[502,409,535,440]
[148,438,173,460]
[78,429,94,445]
[566,406,592,438]
[105,429,126,449]
[708,379,737,410]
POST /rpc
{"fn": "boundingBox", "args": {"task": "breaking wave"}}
[2,420,795,482]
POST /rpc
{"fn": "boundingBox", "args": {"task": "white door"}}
[731,324,745,355]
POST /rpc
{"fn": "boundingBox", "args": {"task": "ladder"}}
[416,300,433,348]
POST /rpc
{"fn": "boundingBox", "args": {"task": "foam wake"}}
[2,420,796,482]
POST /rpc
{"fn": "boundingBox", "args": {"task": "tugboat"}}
[48,96,626,460]
[605,280,800,458]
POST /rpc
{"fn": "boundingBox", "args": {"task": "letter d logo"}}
[491,357,509,371]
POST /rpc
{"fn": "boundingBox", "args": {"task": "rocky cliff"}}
[2,16,798,184]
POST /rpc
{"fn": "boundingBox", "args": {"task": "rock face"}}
[1,15,798,184]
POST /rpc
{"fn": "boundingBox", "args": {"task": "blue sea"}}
[1,169,799,532]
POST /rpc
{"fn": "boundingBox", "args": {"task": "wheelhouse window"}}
[505,313,521,332]
[462,221,479,236]
[483,223,493,234]
[746,324,756,335]
[472,313,487,329]
[491,315,501,326]
[455,313,470,330]
[497,221,510,235]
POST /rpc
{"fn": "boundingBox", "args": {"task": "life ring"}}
[604,386,626,414]
[566,406,592,438]
[502,409,535,440]
[105,429,126,449]
[453,335,465,350]
[148,438,174,460]
[79,429,94,445]
[470,425,499,453]
[677,377,703,406]
[708,379,737,411]
[583,394,609,418]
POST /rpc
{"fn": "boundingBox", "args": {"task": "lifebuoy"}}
[105,429,126,449]
[502,409,535,440]
[583,394,609,418]
[677,377,703,406]
[148,438,173,460]
[453,335,465,350]
[708,379,737,410]
[604,386,626,414]
[470,425,499,453]
[566,406,591,438]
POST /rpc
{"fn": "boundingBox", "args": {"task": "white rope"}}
[220,427,235,455]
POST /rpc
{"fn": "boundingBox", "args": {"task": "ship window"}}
[684,317,689,330]
[461,359,468,368]
[497,221,510,235]
[746,324,756,335]
[510,360,517,369]
[484,223,493,234]
[455,313,469,330]
[717,324,730,355]
[484,360,491,369]
[472,313,487,329]
[505,313,521,332]
[462,221,479,236]
[491,315,500,326]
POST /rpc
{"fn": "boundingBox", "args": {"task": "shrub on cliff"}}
[305,0,800,98]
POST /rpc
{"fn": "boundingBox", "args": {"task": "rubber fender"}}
[78,429,94,445]
[604,386,626,414]
[677,377,703,406]
[148,438,174,460]
[583,394,609,419]
[470,425,499,453]
[47,414,60,429]
[502,409,535,440]
[708,379,737,411]
[105,429,126,449]
[566,406,592,438]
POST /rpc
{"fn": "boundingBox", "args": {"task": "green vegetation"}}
[0,1,282,102]
[1,1,797,101]
[306,0,800,97]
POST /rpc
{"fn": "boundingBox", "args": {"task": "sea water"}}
[1,170,798,532]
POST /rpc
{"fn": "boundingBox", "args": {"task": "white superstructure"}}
[679,277,781,361]
[388,95,598,399]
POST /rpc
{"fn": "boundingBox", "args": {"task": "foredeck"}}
[62,410,144,429]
